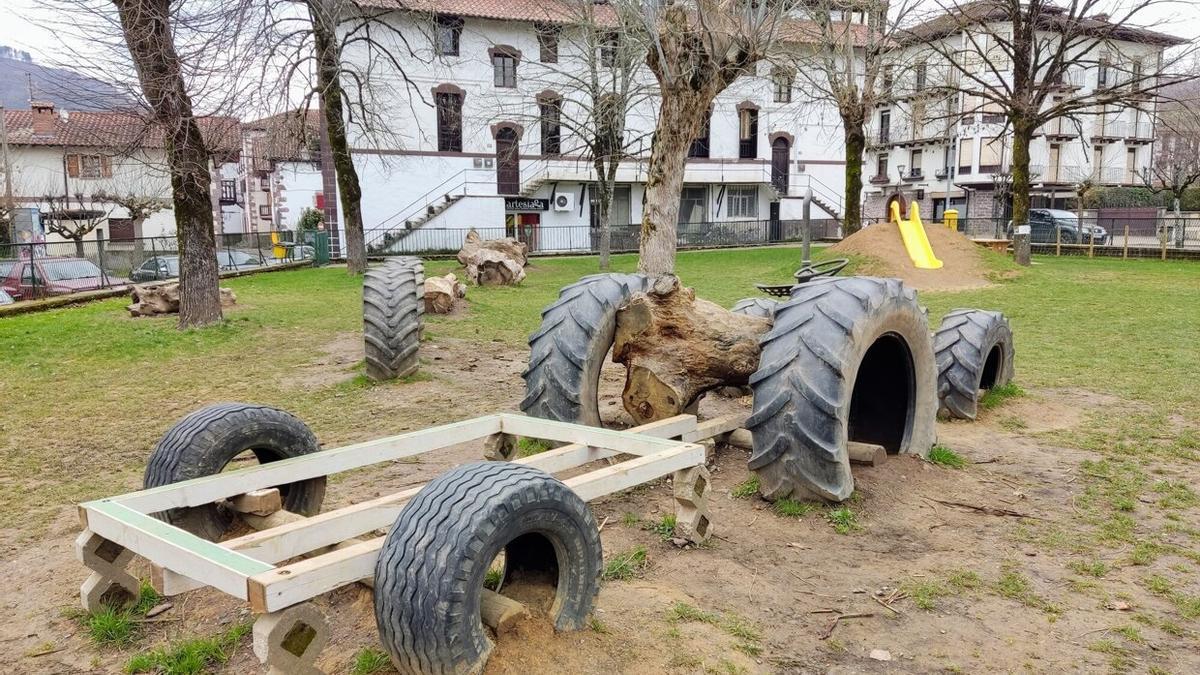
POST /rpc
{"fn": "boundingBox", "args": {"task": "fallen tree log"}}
[423,273,466,314]
[458,229,528,286]
[612,276,770,424]
[127,281,236,317]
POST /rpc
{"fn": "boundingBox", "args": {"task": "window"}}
[537,25,559,63]
[1098,56,1109,86]
[1093,145,1104,179]
[689,109,711,158]
[875,153,888,180]
[1125,147,1137,183]
[435,16,462,56]
[915,62,927,90]
[599,32,618,68]
[1048,144,1061,181]
[909,149,922,178]
[962,94,979,122]
[772,68,793,103]
[981,99,1004,124]
[882,65,894,94]
[979,136,1003,173]
[727,186,758,218]
[492,50,518,88]
[220,180,237,203]
[911,100,926,139]
[259,175,270,190]
[540,97,561,155]
[66,154,110,179]
[957,137,974,174]
[591,185,632,226]
[258,205,271,218]
[435,91,463,152]
[738,107,758,159]
[678,186,707,223]
[878,109,890,144]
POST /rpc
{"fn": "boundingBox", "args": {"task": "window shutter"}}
[101,155,113,178]
[66,154,80,177]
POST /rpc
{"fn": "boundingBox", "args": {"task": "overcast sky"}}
[3,0,1198,79]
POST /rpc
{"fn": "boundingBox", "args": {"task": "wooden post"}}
[1162,227,1168,261]
[1123,224,1129,260]
[1055,226,1061,257]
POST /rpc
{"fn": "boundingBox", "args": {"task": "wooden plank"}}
[109,415,502,513]
[84,501,273,600]
[515,415,697,473]
[229,489,282,516]
[248,440,705,613]
[681,413,748,443]
[847,442,887,467]
[497,414,685,456]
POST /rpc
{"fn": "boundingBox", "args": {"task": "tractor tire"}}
[731,297,779,321]
[521,273,650,425]
[388,256,426,339]
[934,309,1015,420]
[746,277,938,502]
[143,403,326,541]
[364,262,422,381]
[374,462,602,675]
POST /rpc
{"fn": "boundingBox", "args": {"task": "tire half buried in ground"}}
[521,273,650,425]
[363,260,423,381]
[746,277,938,502]
[142,403,326,540]
[373,462,602,675]
[934,308,1015,420]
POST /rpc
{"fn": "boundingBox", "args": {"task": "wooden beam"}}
[847,442,887,467]
[682,413,748,443]
[108,415,502,513]
[497,413,687,456]
[229,489,282,516]
[563,443,706,502]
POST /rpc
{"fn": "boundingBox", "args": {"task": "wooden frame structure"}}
[77,412,744,617]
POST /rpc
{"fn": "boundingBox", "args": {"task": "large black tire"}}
[142,403,326,541]
[364,261,422,381]
[521,273,650,425]
[934,309,1015,420]
[374,462,602,675]
[746,277,938,502]
[731,297,778,321]
[390,256,426,338]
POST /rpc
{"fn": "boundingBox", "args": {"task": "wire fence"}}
[952,215,1200,259]
[365,218,844,257]
[0,231,314,304]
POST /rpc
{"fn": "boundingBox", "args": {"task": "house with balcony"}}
[240,110,328,233]
[862,6,1184,225]
[339,0,859,253]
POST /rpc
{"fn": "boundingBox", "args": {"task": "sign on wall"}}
[504,197,548,212]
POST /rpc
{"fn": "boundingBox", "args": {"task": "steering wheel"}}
[793,258,850,284]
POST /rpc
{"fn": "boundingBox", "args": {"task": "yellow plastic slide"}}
[890,201,944,270]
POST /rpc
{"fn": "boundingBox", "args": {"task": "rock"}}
[869,649,892,661]
[457,229,528,286]
[127,281,236,317]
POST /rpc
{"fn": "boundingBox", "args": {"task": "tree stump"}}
[127,281,236,317]
[423,273,466,314]
[458,229,528,286]
[612,276,770,424]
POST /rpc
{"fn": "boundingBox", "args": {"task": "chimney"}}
[30,100,56,136]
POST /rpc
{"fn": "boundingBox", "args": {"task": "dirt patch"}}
[281,331,363,389]
[831,222,996,291]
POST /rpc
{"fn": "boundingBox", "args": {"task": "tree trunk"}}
[595,158,613,271]
[1010,120,1034,266]
[612,276,770,424]
[841,109,866,235]
[639,91,709,276]
[113,0,222,328]
[310,0,366,275]
[73,237,85,258]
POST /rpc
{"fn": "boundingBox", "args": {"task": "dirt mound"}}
[830,221,995,291]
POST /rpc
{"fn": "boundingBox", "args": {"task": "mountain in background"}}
[0,45,132,111]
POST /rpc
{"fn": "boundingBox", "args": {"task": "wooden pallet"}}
[77,412,745,615]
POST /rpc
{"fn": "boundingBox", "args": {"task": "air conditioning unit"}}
[553,192,575,212]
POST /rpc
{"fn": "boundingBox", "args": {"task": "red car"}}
[0,257,128,301]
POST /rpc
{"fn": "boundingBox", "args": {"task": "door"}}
[517,213,540,251]
[496,128,520,195]
[768,202,781,242]
[771,138,790,195]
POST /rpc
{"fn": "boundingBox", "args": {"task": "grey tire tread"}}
[364,261,422,381]
[934,308,1015,420]
[731,297,779,321]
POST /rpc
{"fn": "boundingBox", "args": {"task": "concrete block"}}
[253,602,329,675]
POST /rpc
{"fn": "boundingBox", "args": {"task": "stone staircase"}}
[809,192,841,221]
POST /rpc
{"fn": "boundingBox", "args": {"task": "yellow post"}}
[943,209,958,232]
[271,231,287,261]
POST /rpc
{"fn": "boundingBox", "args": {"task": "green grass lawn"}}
[0,249,1197,535]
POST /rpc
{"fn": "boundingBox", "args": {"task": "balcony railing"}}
[1093,121,1128,139]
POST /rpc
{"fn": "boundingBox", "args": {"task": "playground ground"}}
[0,248,1197,673]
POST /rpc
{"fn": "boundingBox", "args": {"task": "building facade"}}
[862,11,1184,227]
[341,1,855,254]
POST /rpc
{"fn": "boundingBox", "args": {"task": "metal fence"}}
[0,231,309,304]
[951,215,1200,259]
[365,218,844,257]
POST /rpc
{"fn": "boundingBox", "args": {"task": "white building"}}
[1,102,243,245]
[241,110,328,233]
[862,8,1186,224]
[340,1,858,254]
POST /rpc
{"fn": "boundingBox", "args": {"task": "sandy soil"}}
[831,223,1001,291]
[3,337,1197,675]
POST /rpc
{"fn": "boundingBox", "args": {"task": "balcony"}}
[1128,122,1155,144]
[219,180,238,205]
[1038,119,1079,140]
[869,174,890,185]
[903,168,925,181]
[1092,121,1128,143]
[1044,69,1085,91]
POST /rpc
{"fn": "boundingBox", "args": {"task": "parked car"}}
[0,257,128,300]
[130,251,267,282]
[1007,209,1108,244]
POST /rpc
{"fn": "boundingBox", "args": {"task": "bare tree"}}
[632,0,792,276]
[907,0,1194,265]
[1144,81,1200,246]
[256,0,424,274]
[492,2,655,270]
[39,192,115,257]
[790,0,917,234]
